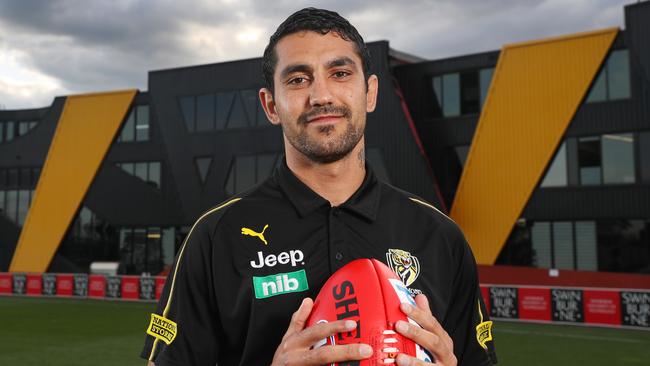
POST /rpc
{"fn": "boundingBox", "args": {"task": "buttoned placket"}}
[327,206,347,273]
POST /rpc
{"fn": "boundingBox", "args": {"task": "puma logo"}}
[241,224,269,245]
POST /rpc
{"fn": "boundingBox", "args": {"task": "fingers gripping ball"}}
[307,259,433,364]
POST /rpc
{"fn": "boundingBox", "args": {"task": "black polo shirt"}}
[141,160,496,365]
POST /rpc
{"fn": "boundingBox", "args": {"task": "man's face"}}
[260,31,378,164]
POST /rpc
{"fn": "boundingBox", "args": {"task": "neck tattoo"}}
[358,147,365,168]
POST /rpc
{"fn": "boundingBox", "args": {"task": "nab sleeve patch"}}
[147,313,178,345]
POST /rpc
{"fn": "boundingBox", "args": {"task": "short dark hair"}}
[262,7,372,93]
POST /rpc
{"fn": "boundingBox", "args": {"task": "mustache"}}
[297,105,352,125]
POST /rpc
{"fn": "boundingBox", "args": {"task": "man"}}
[141,7,495,366]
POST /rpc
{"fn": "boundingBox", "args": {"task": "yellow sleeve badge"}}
[476,300,493,349]
[147,313,178,345]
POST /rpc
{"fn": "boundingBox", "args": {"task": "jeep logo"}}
[250,250,305,269]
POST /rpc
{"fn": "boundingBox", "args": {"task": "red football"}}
[307,258,433,365]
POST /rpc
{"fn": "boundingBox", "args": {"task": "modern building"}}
[1,2,648,280]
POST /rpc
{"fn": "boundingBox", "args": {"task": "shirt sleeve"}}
[140,267,173,362]
[139,218,223,366]
[443,229,497,365]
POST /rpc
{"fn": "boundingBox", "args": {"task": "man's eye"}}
[288,77,307,85]
[333,71,350,78]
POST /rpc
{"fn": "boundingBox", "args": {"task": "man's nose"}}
[309,77,333,106]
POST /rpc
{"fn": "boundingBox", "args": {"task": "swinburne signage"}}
[621,291,650,328]
[551,289,584,323]
[489,287,518,319]
[73,274,88,297]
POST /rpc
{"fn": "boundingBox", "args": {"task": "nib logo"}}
[252,269,309,299]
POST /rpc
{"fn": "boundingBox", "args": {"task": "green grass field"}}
[1,296,649,365]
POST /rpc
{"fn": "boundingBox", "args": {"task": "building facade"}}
[1,2,648,277]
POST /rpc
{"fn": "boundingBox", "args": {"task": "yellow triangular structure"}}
[10,90,136,272]
[451,29,618,264]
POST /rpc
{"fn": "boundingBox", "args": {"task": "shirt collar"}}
[274,157,381,222]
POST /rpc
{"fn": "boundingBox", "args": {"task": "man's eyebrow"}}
[326,56,356,69]
[280,64,313,80]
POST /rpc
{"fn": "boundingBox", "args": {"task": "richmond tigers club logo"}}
[386,249,420,287]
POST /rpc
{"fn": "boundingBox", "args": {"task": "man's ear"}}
[259,88,280,125]
[366,74,379,113]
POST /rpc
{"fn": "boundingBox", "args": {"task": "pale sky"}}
[0,0,631,109]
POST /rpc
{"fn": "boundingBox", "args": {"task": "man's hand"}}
[271,298,373,366]
[394,294,457,366]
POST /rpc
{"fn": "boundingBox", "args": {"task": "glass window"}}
[597,219,649,273]
[79,206,92,238]
[146,227,163,274]
[553,222,574,269]
[119,228,132,250]
[196,94,215,132]
[454,145,470,167]
[578,136,602,185]
[195,157,212,184]
[6,190,17,223]
[460,71,480,115]
[531,222,551,268]
[225,154,280,195]
[32,168,41,188]
[442,73,460,117]
[235,155,255,192]
[256,154,276,182]
[161,227,176,266]
[575,221,597,271]
[586,71,606,103]
[241,89,259,127]
[6,121,14,141]
[120,162,134,175]
[432,76,442,110]
[136,105,149,141]
[18,122,29,136]
[225,161,235,195]
[216,92,234,130]
[479,68,494,108]
[132,228,147,273]
[20,168,31,187]
[148,162,161,188]
[29,121,37,130]
[257,97,269,126]
[586,49,631,103]
[121,111,135,142]
[180,96,195,132]
[607,50,630,100]
[228,94,248,129]
[8,169,18,187]
[641,132,650,183]
[135,162,148,181]
[602,133,635,184]
[541,142,567,187]
[366,148,391,183]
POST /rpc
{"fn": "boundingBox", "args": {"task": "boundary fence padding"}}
[0,272,165,301]
[481,284,650,330]
[1,272,648,329]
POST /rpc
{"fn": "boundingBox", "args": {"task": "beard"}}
[282,104,364,164]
